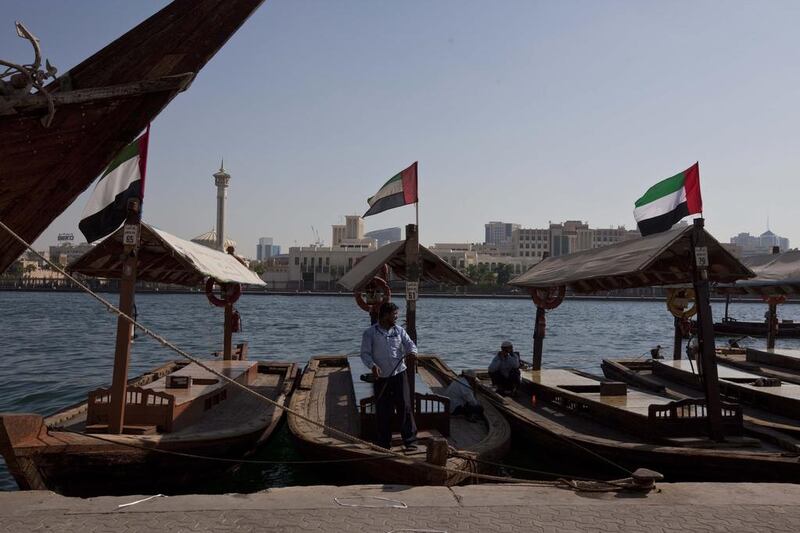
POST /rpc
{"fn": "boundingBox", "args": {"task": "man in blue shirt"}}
[360,301,418,451]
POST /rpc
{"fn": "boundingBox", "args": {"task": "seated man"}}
[442,376,484,422]
[488,341,521,395]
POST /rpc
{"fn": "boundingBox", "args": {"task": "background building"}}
[513,221,638,258]
[364,227,401,247]
[256,237,281,260]
[731,229,790,257]
[484,221,520,254]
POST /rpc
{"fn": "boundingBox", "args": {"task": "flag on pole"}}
[363,162,418,217]
[79,128,150,243]
[634,162,702,236]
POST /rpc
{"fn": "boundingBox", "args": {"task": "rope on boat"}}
[0,219,647,492]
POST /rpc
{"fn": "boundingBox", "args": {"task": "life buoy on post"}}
[528,286,565,310]
[762,295,787,306]
[354,276,391,313]
[666,288,697,319]
[205,278,242,308]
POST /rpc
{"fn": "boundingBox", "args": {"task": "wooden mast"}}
[108,199,141,434]
[690,217,725,441]
[766,246,781,350]
[531,252,550,371]
[405,223,419,401]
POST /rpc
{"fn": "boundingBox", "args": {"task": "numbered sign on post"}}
[122,224,139,247]
[406,281,419,301]
[694,246,709,268]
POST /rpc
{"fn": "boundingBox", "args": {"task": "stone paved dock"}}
[2,483,799,532]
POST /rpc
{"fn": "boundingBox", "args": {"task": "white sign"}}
[123,224,139,246]
[406,281,419,301]
[695,246,709,268]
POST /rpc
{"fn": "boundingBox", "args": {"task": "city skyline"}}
[4,1,800,254]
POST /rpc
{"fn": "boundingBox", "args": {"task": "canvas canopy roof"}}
[509,224,753,293]
[68,223,265,287]
[337,240,471,291]
[714,250,800,296]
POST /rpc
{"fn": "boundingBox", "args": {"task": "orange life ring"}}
[355,276,391,313]
[529,286,565,310]
[763,294,787,306]
[205,278,242,308]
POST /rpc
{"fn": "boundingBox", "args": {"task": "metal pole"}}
[690,218,725,441]
[108,199,141,434]
[673,317,682,360]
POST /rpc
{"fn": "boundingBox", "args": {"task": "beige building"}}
[270,215,378,290]
[512,221,639,258]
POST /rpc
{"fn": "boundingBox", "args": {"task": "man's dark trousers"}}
[373,370,417,449]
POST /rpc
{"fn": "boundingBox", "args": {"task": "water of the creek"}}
[2,291,799,492]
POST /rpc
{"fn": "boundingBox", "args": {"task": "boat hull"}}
[0,361,297,497]
[473,370,800,483]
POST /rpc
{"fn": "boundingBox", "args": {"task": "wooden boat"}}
[474,220,800,482]
[713,347,800,386]
[1,359,296,497]
[0,224,298,496]
[601,358,800,437]
[287,354,510,486]
[690,316,800,338]
[470,367,800,482]
[0,0,265,273]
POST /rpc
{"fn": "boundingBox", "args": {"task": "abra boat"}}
[288,227,510,486]
[602,358,800,438]
[288,354,510,486]
[0,224,297,497]
[472,220,800,482]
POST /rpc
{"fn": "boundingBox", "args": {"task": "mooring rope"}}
[0,219,645,491]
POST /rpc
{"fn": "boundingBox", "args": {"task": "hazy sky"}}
[4,1,799,257]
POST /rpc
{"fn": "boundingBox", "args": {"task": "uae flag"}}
[634,162,702,236]
[79,129,149,243]
[363,162,418,217]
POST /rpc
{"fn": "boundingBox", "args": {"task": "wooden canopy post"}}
[673,317,682,360]
[766,245,781,350]
[108,199,141,434]
[223,297,233,360]
[690,218,725,441]
[532,307,546,370]
[767,300,778,350]
[405,223,420,402]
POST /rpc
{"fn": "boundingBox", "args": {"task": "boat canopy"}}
[337,240,471,291]
[509,225,753,293]
[0,0,266,272]
[715,250,800,296]
[68,223,265,287]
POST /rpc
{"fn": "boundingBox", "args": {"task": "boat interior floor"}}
[717,352,800,385]
[479,369,791,453]
[297,362,490,453]
[45,368,286,443]
[620,363,800,434]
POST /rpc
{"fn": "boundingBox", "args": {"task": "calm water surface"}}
[2,291,799,491]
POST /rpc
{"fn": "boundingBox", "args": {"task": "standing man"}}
[488,340,521,395]
[361,301,418,451]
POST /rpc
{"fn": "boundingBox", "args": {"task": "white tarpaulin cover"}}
[68,223,265,287]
